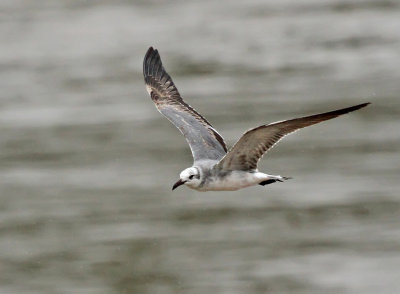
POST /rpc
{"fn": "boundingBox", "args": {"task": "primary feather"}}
[217,103,370,171]
[143,47,227,162]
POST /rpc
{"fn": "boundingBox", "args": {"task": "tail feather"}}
[259,176,291,186]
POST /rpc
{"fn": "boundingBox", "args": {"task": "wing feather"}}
[217,103,370,171]
[143,47,227,162]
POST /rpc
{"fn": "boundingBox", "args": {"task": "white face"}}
[180,167,200,187]
[172,167,201,190]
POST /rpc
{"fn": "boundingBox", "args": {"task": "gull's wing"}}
[217,103,370,171]
[143,47,227,162]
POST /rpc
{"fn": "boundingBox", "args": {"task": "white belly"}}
[195,171,268,191]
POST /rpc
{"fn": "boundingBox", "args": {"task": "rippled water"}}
[1,0,400,293]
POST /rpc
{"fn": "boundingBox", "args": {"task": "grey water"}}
[1,0,400,293]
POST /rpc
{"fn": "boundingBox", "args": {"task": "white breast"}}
[199,171,268,191]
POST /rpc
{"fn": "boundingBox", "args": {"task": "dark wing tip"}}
[143,46,180,100]
[143,46,161,80]
[144,46,155,57]
[325,102,370,118]
[347,102,370,112]
[144,46,157,62]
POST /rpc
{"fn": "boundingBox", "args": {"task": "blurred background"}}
[1,0,400,293]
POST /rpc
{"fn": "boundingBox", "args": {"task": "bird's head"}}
[172,167,201,190]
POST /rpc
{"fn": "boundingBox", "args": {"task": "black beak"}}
[172,179,186,190]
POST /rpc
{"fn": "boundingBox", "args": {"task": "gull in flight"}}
[143,47,370,192]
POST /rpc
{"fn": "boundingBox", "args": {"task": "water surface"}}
[1,0,400,293]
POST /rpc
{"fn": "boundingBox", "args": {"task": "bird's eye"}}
[189,175,194,180]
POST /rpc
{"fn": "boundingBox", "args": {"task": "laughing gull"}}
[143,47,370,191]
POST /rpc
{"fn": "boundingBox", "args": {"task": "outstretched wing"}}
[217,103,370,171]
[143,47,227,162]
